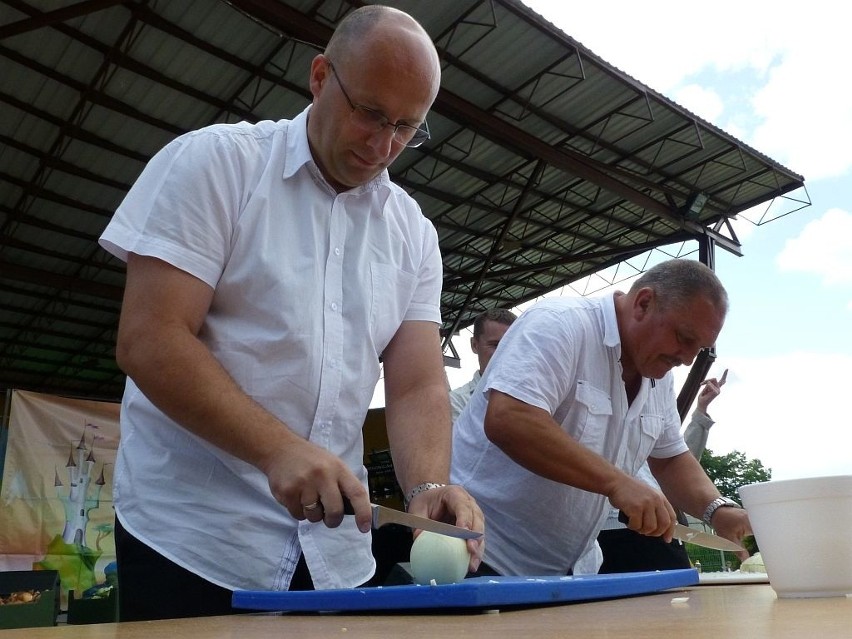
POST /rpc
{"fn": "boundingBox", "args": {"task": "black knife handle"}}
[617,510,629,525]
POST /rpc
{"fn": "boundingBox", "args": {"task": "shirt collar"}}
[603,291,658,391]
[601,292,621,350]
[282,106,313,180]
[283,105,391,194]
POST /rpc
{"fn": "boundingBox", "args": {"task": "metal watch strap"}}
[404,482,446,509]
[702,496,741,526]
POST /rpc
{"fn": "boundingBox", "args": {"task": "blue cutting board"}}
[232,569,698,612]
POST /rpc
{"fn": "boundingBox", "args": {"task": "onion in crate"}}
[409,530,470,585]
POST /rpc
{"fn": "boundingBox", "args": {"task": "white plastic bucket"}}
[739,475,852,598]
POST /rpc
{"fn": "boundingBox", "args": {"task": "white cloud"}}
[776,208,852,285]
[524,1,813,86]
[727,215,757,242]
[524,1,784,92]
[675,351,851,481]
[672,84,724,125]
[749,45,852,181]
[523,1,852,181]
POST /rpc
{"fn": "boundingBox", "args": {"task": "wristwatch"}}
[702,496,741,526]
[404,482,446,509]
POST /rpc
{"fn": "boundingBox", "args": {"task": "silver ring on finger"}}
[302,500,321,512]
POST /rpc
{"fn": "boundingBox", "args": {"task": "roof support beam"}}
[227,0,334,46]
[0,260,123,301]
[442,159,547,347]
[0,0,128,40]
[228,0,737,238]
[435,90,684,225]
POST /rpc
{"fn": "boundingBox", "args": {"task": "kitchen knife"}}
[343,499,482,540]
[672,523,744,551]
[619,511,744,551]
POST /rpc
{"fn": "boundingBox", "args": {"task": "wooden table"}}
[9,584,852,638]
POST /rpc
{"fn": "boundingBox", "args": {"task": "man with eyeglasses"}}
[99,5,483,621]
[451,259,752,577]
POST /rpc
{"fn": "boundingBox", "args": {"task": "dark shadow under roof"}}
[0,0,808,401]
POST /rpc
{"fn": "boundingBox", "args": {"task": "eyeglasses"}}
[326,61,431,148]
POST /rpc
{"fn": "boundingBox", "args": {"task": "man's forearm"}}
[119,326,299,474]
[484,392,628,497]
[385,380,452,494]
[116,254,302,474]
[651,452,721,518]
[381,321,454,495]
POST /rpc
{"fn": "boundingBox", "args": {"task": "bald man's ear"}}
[309,54,331,98]
[470,336,480,355]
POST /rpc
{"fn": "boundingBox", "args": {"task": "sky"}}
[379,1,852,483]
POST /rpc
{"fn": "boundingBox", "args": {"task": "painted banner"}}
[0,389,120,603]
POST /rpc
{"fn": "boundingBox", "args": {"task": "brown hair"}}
[473,308,517,339]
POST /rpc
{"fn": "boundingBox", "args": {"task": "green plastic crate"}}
[0,570,60,629]
[67,587,118,625]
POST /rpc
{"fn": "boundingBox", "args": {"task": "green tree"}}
[699,448,772,503]
[686,449,771,570]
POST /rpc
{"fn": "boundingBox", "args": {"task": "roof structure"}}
[0,0,809,401]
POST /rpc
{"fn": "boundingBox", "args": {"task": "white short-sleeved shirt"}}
[99,107,443,591]
[599,409,715,531]
[449,370,480,423]
[451,294,687,576]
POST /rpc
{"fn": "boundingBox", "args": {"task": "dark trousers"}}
[114,517,314,621]
[597,528,691,574]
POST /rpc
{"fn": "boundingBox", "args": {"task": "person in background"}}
[451,259,751,577]
[684,370,727,456]
[99,5,483,621]
[449,309,517,423]
[596,371,727,573]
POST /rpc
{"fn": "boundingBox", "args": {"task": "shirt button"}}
[334,247,341,256]
[331,302,338,311]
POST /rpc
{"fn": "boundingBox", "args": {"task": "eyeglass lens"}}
[328,61,430,148]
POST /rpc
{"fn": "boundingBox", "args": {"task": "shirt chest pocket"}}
[370,262,417,354]
[573,381,613,454]
[626,414,665,475]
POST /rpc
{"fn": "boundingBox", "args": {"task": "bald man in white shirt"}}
[101,5,482,621]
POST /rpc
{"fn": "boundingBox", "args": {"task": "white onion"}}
[409,530,470,585]
[740,552,766,573]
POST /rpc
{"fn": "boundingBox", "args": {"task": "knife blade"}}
[618,511,744,551]
[672,523,744,552]
[343,499,482,540]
